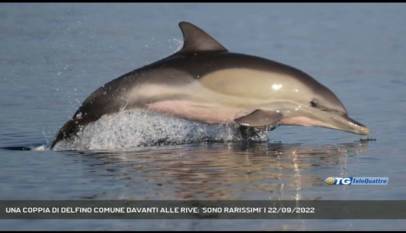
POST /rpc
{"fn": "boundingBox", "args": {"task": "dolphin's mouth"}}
[279,113,369,136]
[340,115,369,135]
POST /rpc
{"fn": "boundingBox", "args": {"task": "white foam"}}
[52,109,269,151]
[32,145,48,151]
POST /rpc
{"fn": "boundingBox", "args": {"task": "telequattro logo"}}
[324,177,389,185]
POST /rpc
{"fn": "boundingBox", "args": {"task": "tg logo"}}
[324,177,352,185]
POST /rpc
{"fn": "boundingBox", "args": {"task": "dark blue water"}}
[0,3,405,230]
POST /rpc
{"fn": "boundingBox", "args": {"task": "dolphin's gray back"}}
[132,52,314,84]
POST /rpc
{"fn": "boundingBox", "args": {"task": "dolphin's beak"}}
[330,114,369,135]
[279,109,369,135]
[309,110,369,135]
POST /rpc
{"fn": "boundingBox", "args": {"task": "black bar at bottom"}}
[0,200,405,219]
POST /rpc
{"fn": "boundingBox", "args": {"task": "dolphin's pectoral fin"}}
[178,21,228,54]
[235,110,283,128]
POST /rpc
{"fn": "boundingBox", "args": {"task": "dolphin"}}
[50,21,368,148]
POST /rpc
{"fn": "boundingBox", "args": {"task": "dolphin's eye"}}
[310,99,329,112]
[310,100,318,108]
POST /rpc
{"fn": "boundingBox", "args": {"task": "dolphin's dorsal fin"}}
[178,21,227,54]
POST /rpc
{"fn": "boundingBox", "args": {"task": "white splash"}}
[32,145,47,151]
[169,37,183,52]
[53,109,270,152]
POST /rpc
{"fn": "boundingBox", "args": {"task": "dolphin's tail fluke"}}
[50,119,81,149]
